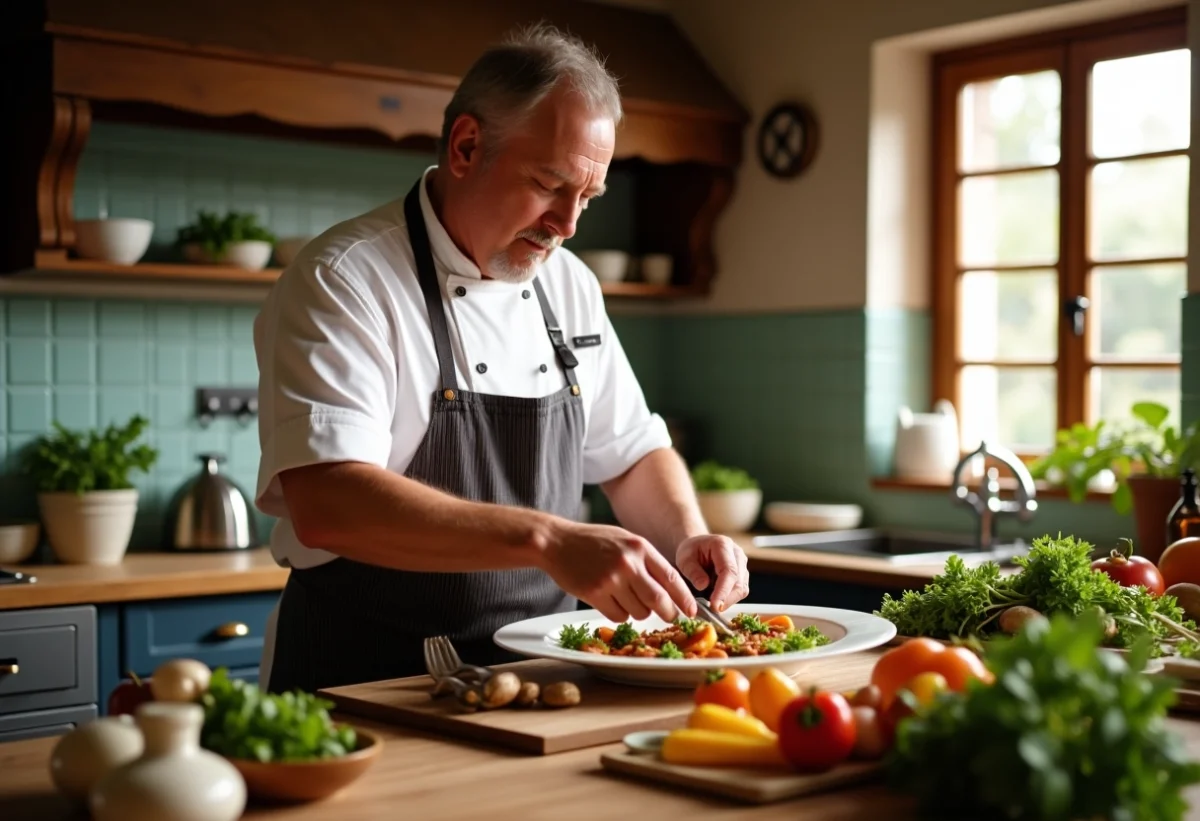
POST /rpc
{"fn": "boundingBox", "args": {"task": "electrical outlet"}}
[196,387,259,423]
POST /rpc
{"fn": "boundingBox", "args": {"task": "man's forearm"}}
[278,462,562,571]
[601,447,707,563]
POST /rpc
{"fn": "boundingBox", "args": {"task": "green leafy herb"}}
[200,668,356,763]
[658,641,684,659]
[1178,640,1200,659]
[673,616,703,637]
[557,623,591,650]
[875,534,1192,648]
[22,415,158,494]
[888,611,1200,821]
[783,626,831,652]
[176,210,277,258]
[731,613,770,634]
[690,460,759,491]
[607,622,639,649]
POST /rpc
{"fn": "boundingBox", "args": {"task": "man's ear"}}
[445,114,483,178]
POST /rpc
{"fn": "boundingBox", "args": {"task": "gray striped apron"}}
[266,179,585,693]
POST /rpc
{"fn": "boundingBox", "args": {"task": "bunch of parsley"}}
[888,611,1200,821]
[876,534,1191,648]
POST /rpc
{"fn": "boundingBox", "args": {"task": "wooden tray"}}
[599,750,884,804]
[319,659,695,755]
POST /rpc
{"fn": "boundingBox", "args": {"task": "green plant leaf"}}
[690,460,758,491]
[1132,401,1170,430]
[21,415,158,493]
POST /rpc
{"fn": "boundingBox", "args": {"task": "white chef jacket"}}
[252,165,671,572]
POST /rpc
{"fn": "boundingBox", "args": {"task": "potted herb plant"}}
[176,210,277,271]
[690,460,762,533]
[22,415,159,565]
[1030,401,1200,563]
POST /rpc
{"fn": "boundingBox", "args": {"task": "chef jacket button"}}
[539,364,548,373]
[455,286,467,297]
[522,290,531,299]
[476,363,488,374]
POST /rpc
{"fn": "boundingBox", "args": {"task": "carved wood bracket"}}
[37,95,92,255]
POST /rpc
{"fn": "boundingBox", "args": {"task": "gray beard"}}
[486,230,561,283]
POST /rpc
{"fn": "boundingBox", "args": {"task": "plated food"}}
[556,613,831,660]
[492,604,898,687]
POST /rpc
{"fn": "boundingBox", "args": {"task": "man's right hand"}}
[538,522,698,624]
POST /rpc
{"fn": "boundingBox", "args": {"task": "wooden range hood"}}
[3,0,749,298]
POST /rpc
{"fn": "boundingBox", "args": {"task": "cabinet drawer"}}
[0,704,97,743]
[0,606,96,716]
[123,592,277,676]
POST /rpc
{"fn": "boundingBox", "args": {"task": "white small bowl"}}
[223,240,273,271]
[75,219,154,265]
[273,236,313,267]
[696,489,763,533]
[641,254,673,285]
[765,501,863,533]
[0,521,40,564]
[577,250,630,283]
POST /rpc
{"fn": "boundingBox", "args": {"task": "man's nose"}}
[546,202,581,241]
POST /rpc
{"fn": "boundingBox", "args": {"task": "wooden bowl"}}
[225,726,382,803]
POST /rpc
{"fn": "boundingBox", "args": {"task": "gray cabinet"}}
[0,705,97,743]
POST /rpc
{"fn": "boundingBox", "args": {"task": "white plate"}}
[492,603,897,688]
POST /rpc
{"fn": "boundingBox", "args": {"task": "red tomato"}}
[694,668,751,713]
[777,690,857,772]
[1091,541,1165,596]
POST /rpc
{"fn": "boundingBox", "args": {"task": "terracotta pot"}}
[1127,475,1182,563]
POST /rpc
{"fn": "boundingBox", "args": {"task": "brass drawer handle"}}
[0,662,18,675]
[214,622,249,639]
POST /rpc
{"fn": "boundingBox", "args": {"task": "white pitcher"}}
[894,399,960,483]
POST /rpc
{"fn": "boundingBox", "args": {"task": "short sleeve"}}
[254,261,397,517]
[581,301,672,485]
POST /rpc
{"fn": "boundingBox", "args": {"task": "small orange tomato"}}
[694,668,751,713]
[765,615,795,631]
[681,623,718,655]
[927,646,994,692]
[748,668,802,732]
[595,626,616,644]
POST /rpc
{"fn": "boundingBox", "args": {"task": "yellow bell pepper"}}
[686,703,777,741]
[660,729,789,767]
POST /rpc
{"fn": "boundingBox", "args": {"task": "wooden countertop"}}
[4,649,1200,819]
[0,549,289,611]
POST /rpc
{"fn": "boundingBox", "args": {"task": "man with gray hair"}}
[254,23,749,692]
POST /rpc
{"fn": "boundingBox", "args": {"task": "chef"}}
[254,23,750,693]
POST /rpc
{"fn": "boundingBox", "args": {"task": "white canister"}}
[893,399,960,483]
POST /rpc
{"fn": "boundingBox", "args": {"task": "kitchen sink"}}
[751,527,1029,567]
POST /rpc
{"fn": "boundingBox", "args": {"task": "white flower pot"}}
[695,488,763,533]
[38,489,139,565]
[182,240,273,271]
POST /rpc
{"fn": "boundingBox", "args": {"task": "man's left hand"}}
[675,534,750,612]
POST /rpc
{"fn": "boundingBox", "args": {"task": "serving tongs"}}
[694,596,737,639]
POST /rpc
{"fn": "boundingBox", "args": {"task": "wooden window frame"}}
[931,7,1188,459]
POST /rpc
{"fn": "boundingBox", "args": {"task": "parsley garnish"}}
[731,614,769,634]
[761,637,786,654]
[658,641,684,659]
[557,623,591,650]
[889,610,1200,820]
[673,616,703,637]
[782,626,831,651]
[609,622,639,649]
[875,534,1193,647]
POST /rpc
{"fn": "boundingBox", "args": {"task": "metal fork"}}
[422,636,494,698]
[694,597,737,639]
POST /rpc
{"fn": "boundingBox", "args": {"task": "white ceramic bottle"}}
[48,714,145,806]
[90,702,246,821]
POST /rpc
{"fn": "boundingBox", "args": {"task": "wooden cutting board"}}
[319,659,696,755]
[600,750,885,804]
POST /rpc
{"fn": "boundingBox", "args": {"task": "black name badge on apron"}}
[266,176,588,694]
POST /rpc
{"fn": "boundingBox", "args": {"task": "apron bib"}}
[266,179,586,693]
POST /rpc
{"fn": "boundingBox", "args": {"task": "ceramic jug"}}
[90,702,246,821]
[894,399,960,483]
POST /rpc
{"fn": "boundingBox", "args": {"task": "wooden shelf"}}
[871,475,1115,502]
[599,281,706,299]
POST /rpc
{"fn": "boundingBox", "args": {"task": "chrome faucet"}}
[950,441,1039,549]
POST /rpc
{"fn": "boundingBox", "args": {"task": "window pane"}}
[1091,367,1180,427]
[959,269,1058,362]
[1091,155,1188,261]
[959,70,1061,172]
[960,366,1056,450]
[1091,263,1186,359]
[1092,49,1190,158]
[960,170,1059,267]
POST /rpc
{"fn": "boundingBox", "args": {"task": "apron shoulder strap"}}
[403,180,460,396]
[532,277,580,394]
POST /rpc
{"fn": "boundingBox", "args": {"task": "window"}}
[932,9,1189,455]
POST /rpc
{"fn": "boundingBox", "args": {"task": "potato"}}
[481,672,522,709]
[149,659,212,703]
[998,606,1044,635]
[1167,583,1200,623]
[541,681,581,708]
[849,684,882,710]
[515,681,540,707]
[851,706,890,760]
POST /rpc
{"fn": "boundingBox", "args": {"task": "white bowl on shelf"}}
[765,501,863,533]
[183,240,273,271]
[74,219,154,265]
[0,521,40,564]
[577,250,630,283]
[696,488,763,533]
[641,253,673,285]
